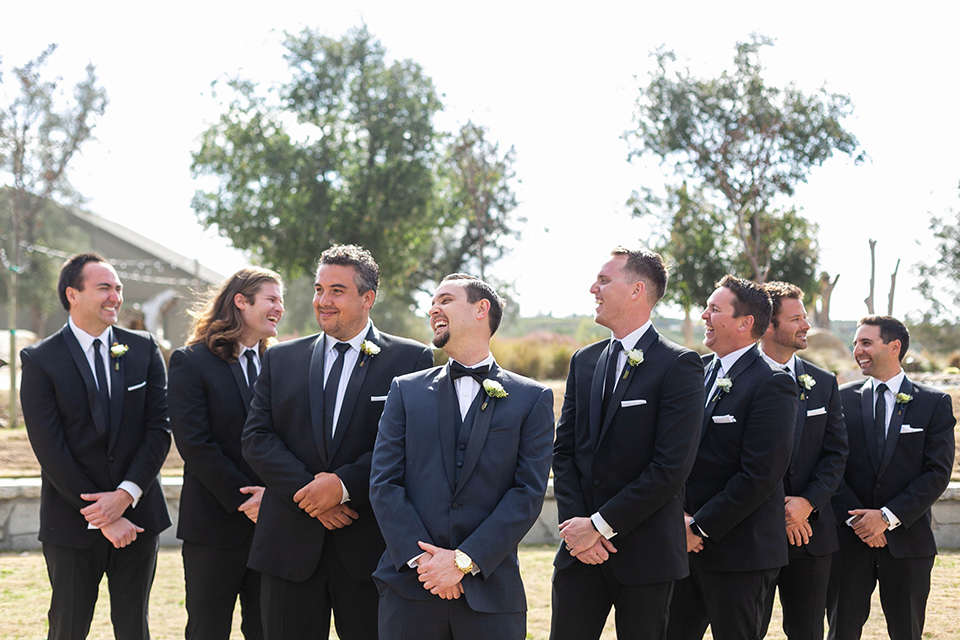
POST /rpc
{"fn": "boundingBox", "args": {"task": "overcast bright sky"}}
[3,1,958,323]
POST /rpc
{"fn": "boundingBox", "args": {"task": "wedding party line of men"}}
[20,243,954,640]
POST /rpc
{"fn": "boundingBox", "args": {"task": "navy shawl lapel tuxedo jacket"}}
[370,363,554,614]
[20,324,172,548]
[241,329,433,583]
[169,342,264,548]
[833,376,955,558]
[686,345,798,572]
[552,328,705,584]
[782,357,848,557]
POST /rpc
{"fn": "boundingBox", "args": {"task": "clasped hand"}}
[80,489,133,528]
[559,517,617,564]
[415,541,464,600]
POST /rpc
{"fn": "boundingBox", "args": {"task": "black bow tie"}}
[450,362,489,383]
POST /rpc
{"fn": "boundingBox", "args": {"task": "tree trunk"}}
[682,307,695,349]
[887,259,900,316]
[864,239,876,314]
[815,272,839,330]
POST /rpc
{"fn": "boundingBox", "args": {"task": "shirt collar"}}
[449,353,496,370]
[717,342,756,376]
[873,369,906,395]
[760,348,795,377]
[611,320,652,352]
[325,319,373,354]
[68,316,112,353]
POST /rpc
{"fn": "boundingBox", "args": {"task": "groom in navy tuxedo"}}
[370,274,554,640]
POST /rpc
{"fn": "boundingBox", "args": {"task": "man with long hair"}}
[168,267,285,639]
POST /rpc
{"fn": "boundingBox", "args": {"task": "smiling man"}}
[667,275,797,640]
[21,252,171,640]
[169,267,285,640]
[370,273,554,640]
[550,247,704,640]
[758,282,848,640]
[241,245,433,640]
[827,316,955,640]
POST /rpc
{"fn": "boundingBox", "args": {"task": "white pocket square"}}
[899,424,923,434]
[126,381,146,391]
[712,415,736,424]
[370,395,388,402]
[620,399,647,408]
[806,407,827,417]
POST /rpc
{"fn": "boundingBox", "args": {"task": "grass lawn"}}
[1,546,957,639]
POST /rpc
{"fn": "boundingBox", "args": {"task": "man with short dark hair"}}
[242,245,434,640]
[550,248,704,640]
[827,315,955,640]
[21,252,171,640]
[370,274,554,640]
[169,266,285,640]
[759,281,848,640]
[667,275,798,640]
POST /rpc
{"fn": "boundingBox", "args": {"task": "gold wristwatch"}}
[454,549,474,574]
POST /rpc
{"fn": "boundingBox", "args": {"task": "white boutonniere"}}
[110,343,129,371]
[621,348,644,380]
[358,340,380,367]
[712,377,732,403]
[481,379,508,411]
[798,373,815,400]
[895,392,912,405]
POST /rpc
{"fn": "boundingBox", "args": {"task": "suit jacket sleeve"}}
[335,346,434,510]
[799,374,848,513]
[169,348,253,513]
[552,351,589,521]
[695,371,797,540]
[599,350,704,535]
[886,391,955,527]
[370,377,436,570]
[20,348,101,511]
[122,334,172,491]
[241,347,315,502]
[460,385,554,577]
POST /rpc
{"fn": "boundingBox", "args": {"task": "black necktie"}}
[92,339,111,433]
[244,349,258,396]
[601,341,623,421]
[875,382,888,455]
[323,342,351,444]
[450,362,489,384]
[704,359,719,391]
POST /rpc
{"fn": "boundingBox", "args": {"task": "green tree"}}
[191,26,443,311]
[627,34,861,290]
[916,186,960,319]
[0,44,107,426]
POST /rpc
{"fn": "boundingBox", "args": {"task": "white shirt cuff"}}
[591,512,617,539]
[340,479,350,504]
[881,506,901,530]
[118,481,142,508]
[407,552,425,569]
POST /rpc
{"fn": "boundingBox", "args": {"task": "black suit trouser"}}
[667,558,778,640]
[760,548,833,640]
[42,534,158,640]
[549,559,674,640]
[826,544,933,640]
[260,533,378,640]
[182,539,262,640]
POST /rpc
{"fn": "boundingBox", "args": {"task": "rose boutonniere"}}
[481,379,508,411]
[711,377,732,403]
[110,343,129,371]
[621,348,644,380]
[358,340,380,367]
[894,392,913,415]
[798,373,815,400]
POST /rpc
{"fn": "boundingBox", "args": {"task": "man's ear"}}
[361,289,377,311]
[476,298,491,321]
[234,292,250,310]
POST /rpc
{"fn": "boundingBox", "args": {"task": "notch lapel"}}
[61,325,109,439]
[597,328,659,445]
[859,380,881,472]
[701,355,719,438]
[230,361,254,409]
[307,335,329,466]
[436,367,458,492]
[328,326,377,461]
[454,364,502,497]
[879,378,912,476]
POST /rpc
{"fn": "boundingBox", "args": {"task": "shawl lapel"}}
[107,329,125,453]
[879,377,912,476]
[859,379,881,473]
[588,343,609,448]
[791,358,808,467]
[702,346,760,440]
[436,366,458,492]
[230,360,254,409]
[307,334,329,466]
[597,328,659,446]
[60,325,109,439]
[328,326,377,462]
[454,364,501,498]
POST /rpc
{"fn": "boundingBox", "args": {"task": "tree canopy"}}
[627,34,862,304]
[917,186,960,320]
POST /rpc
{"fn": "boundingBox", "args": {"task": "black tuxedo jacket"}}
[370,363,554,614]
[781,357,848,557]
[20,324,171,548]
[169,342,264,548]
[242,327,433,582]
[552,327,704,584]
[833,376,955,558]
[686,346,797,572]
